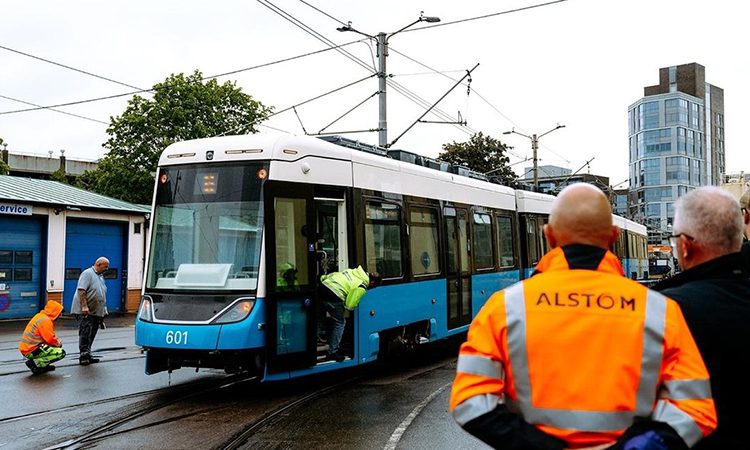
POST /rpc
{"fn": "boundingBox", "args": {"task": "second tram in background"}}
[135,133,648,380]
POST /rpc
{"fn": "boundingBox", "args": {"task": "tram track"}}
[219,376,360,450]
[42,373,260,450]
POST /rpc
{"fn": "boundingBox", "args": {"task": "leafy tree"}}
[0,137,9,175]
[49,167,70,184]
[438,132,516,183]
[79,71,273,204]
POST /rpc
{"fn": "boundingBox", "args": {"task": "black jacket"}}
[654,252,750,450]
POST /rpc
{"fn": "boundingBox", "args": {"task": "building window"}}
[639,101,660,130]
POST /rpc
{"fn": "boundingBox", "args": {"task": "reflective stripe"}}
[456,354,504,379]
[660,379,712,401]
[453,394,504,426]
[504,282,670,431]
[653,399,704,447]
[635,290,667,415]
[507,397,637,432]
[504,282,531,406]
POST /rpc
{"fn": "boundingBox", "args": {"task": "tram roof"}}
[159,133,518,208]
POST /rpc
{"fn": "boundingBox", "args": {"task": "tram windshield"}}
[146,163,266,291]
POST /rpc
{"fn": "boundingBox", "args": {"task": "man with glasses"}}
[655,187,750,449]
[739,189,750,270]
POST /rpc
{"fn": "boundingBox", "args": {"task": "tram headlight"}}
[212,299,255,324]
[138,296,154,322]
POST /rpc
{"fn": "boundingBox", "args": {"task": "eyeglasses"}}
[669,232,695,254]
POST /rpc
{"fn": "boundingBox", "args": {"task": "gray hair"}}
[740,189,750,210]
[674,187,743,253]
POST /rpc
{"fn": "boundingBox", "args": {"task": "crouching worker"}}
[18,300,66,374]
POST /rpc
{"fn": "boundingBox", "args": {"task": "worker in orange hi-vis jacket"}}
[450,183,716,450]
[18,300,66,375]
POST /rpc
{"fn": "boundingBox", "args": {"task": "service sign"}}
[0,203,33,216]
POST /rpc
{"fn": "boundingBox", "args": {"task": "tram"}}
[134,133,647,380]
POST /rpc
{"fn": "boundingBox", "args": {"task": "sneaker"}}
[41,365,56,372]
[88,358,101,364]
[79,358,90,366]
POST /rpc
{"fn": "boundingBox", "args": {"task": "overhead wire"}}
[0,94,109,125]
[403,0,570,33]
[0,39,368,117]
[0,44,144,91]
[262,0,471,134]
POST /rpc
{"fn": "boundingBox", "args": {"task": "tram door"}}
[264,182,349,372]
[265,183,317,372]
[445,206,472,329]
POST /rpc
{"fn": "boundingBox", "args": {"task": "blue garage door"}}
[0,216,45,319]
[64,220,126,313]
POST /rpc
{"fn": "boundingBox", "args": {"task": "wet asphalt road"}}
[0,315,489,450]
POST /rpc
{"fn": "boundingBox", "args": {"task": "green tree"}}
[49,167,70,184]
[80,71,273,204]
[0,137,9,175]
[438,132,516,183]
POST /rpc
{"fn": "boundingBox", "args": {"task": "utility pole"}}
[377,32,388,147]
[504,124,565,189]
[338,12,441,147]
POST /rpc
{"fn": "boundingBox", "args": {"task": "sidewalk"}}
[0,312,136,337]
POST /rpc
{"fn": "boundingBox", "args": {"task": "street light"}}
[503,124,565,189]
[338,12,440,147]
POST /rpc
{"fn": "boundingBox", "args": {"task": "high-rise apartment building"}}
[627,63,724,241]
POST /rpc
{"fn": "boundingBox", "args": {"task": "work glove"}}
[623,431,667,450]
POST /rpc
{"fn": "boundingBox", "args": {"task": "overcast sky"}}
[1,0,747,186]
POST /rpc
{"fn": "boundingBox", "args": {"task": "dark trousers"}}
[78,315,102,359]
[318,286,345,355]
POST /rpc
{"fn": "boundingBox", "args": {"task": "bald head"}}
[545,183,618,249]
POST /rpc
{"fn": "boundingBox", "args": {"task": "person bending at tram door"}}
[450,183,716,450]
[18,300,66,374]
[71,256,109,365]
[318,266,381,362]
[654,187,750,450]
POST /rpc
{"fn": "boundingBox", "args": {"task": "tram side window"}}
[612,232,625,256]
[526,219,539,264]
[274,198,309,290]
[409,207,440,276]
[365,202,403,279]
[472,212,493,270]
[537,219,549,256]
[496,216,515,267]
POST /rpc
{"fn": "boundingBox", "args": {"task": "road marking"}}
[384,382,451,450]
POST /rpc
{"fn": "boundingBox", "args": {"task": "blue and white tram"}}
[135,133,523,379]
[612,215,649,280]
[514,190,553,279]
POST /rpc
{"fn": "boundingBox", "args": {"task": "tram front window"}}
[146,163,265,291]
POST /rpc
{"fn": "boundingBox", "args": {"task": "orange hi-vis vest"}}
[18,301,63,356]
[450,245,716,448]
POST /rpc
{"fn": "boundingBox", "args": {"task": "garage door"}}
[64,220,126,313]
[0,216,45,319]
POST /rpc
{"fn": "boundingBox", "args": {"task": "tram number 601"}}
[166,330,188,345]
